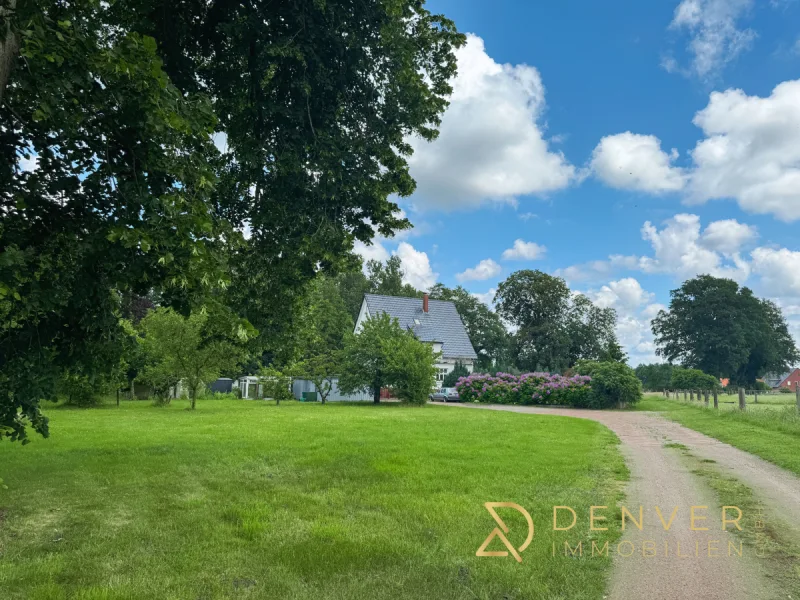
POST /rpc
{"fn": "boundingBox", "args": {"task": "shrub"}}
[670,367,720,391]
[385,334,437,405]
[58,372,104,407]
[455,372,591,407]
[576,361,642,408]
[442,361,470,388]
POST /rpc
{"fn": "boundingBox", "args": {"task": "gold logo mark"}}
[476,502,534,563]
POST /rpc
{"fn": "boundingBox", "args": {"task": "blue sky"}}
[356,0,800,365]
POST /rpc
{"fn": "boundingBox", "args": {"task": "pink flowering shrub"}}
[455,372,592,407]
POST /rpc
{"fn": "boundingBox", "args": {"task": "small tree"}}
[670,367,720,391]
[139,308,252,410]
[299,352,339,404]
[442,361,470,388]
[385,334,437,404]
[258,365,297,405]
[339,313,435,404]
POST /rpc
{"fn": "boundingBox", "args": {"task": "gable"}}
[362,294,477,360]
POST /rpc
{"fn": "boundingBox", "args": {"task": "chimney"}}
[423,293,429,313]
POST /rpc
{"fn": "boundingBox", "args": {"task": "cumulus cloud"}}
[393,242,438,291]
[667,0,756,78]
[686,79,800,221]
[639,214,751,281]
[408,34,575,210]
[353,239,390,265]
[751,247,800,298]
[501,239,546,261]
[700,219,758,254]
[591,132,686,192]
[589,278,655,313]
[456,258,502,283]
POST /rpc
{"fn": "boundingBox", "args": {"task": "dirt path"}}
[442,404,800,600]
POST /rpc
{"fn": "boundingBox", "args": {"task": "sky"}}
[356,0,800,366]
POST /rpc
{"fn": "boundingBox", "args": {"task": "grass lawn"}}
[0,399,627,600]
[638,395,800,476]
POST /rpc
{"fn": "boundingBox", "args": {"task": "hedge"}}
[455,372,591,407]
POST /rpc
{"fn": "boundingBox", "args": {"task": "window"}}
[436,368,449,382]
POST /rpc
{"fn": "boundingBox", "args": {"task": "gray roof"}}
[363,294,478,360]
[764,371,794,387]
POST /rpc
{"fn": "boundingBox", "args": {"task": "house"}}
[354,293,478,387]
[762,369,800,390]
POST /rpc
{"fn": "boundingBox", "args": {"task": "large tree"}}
[495,270,619,372]
[652,275,798,384]
[1,1,463,441]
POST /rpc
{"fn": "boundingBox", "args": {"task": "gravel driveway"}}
[441,403,800,600]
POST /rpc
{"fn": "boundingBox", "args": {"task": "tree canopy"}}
[1,1,464,441]
[495,270,620,372]
[652,275,798,384]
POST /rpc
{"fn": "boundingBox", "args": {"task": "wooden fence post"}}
[704,390,709,406]
[713,389,718,409]
[683,390,687,401]
[754,389,758,404]
[690,389,695,401]
[796,384,800,413]
[739,387,746,411]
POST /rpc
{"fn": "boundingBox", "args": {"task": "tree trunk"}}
[116,389,120,407]
[373,386,380,404]
[0,0,18,104]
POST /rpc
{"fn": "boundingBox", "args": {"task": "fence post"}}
[713,389,718,409]
[738,387,746,411]
[754,389,758,404]
[683,390,687,401]
[796,385,800,413]
[690,389,694,401]
[704,390,709,406]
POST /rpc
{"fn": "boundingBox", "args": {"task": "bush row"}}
[455,361,642,409]
[455,372,592,407]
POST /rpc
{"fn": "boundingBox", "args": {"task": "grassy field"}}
[0,399,627,600]
[638,394,800,476]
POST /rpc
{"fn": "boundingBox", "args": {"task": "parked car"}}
[429,388,461,403]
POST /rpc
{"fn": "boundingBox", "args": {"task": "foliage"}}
[634,363,675,391]
[1,0,464,441]
[139,307,253,409]
[652,276,799,384]
[384,334,437,405]
[429,284,511,371]
[298,353,339,404]
[495,270,620,372]
[258,366,295,404]
[338,313,435,404]
[670,367,720,391]
[57,372,103,408]
[455,372,592,407]
[442,361,470,388]
[574,361,642,408]
[754,380,771,392]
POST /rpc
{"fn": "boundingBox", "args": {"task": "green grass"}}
[638,395,800,476]
[0,399,627,600]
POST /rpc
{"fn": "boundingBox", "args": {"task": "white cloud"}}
[686,79,800,221]
[751,247,800,297]
[699,219,757,254]
[353,239,390,265]
[591,132,686,192]
[589,278,654,314]
[501,239,546,261]
[393,242,438,291]
[639,214,751,281]
[456,258,502,283]
[408,34,575,210]
[472,288,497,306]
[667,0,756,78]
[519,212,538,221]
[555,256,639,284]
[212,132,228,154]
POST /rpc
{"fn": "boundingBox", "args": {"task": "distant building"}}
[354,293,478,387]
[762,369,800,390]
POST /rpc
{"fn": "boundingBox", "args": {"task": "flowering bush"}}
[455,372,591,407]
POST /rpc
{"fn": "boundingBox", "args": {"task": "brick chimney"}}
[423,293,429,313]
